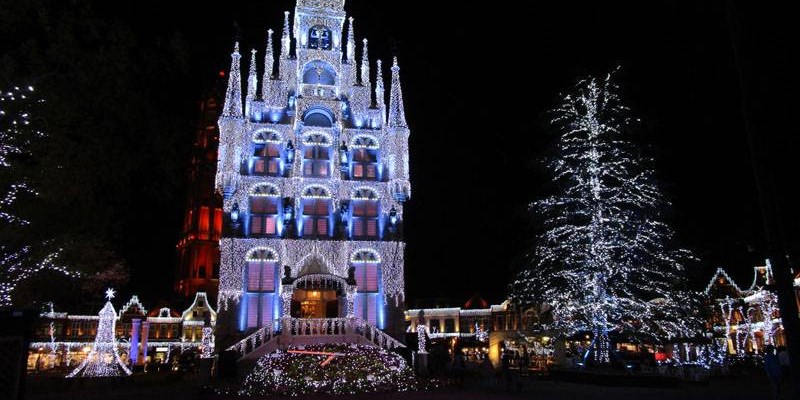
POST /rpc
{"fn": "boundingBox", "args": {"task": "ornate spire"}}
[346,17,356,63]
[360,38,370,87]
[388,57,407,128]
[222,42,243,118]
[246,48,258,104]
[263,29,274,96]
[375,59,386,121]
[281,11,291,58]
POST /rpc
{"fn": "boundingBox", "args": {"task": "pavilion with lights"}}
[214,0,410,358]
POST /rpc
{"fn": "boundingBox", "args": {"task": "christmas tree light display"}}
[511,70,698,363]
[0,85,78,308]
[66,288,132,377]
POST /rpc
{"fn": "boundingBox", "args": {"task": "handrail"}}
[227,317,404,359]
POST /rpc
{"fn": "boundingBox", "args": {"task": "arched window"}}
[303,107,334,128]
[302,133,331,177]
[351,250,381,326]
[251,131,283,176]
[351,189,379,239]
[308,25,332,50]
[251,132,283,176]
[351,136,379,181]
[301,186,332,238]
[302,61,336,86]
[245,248,278,329]
[249,184,280,237]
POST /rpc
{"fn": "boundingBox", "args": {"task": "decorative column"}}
[141,321,150,363]
[129,319,141,365]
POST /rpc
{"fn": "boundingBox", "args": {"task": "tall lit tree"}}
[512,70,697,363]
[0,85,77,308]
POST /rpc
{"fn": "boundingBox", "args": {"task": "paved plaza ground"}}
[25,369,795,400]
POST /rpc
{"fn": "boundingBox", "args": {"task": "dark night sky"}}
[105,0,798,305]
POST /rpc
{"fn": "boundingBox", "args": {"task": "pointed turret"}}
[388,57,408,128]
[346,17,356,63]
[360,38,370,87]
[246,49,258,104]
[281,11,291,59]
[375,59,386,122]
[222,42,243,118]
[263,29,274,98]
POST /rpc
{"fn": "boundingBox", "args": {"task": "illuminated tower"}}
[215,0,411,344]
[176,87,225,299]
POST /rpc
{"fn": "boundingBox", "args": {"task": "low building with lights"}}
[214,0,411,359]
[704,260,794,355]
[406,298,552,370]
[27,293,216,371]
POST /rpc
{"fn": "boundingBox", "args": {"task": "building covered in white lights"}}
[215,0,410,355]
[27,292,216,371]
[704,260,797,355]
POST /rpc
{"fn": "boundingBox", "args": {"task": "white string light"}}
[67,288,132,377]
[511,70,699,362]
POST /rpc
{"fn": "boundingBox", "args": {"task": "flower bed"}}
[239,344,418,396]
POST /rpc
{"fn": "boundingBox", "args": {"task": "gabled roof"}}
[705,268,745,297]
[182,292,217,323]
[118,295,147,317]
[463,293,489,310]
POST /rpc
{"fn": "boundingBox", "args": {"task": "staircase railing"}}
[227,322,276,358]
[227,317,404,359]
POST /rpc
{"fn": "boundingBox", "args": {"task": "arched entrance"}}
[290,274,349,318]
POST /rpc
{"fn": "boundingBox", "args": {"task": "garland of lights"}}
[201,327,215,359]
[510,70,699,363]
[67,289,132,378]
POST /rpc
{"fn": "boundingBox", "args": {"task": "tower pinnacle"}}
[375,59,386,122]
[360,38,370,88]
[346,17,356,63]
[246,49,258,105]
[222,42,243,118]
[281,11,291,58]
[263,29,275,97]
[388,57,407,128]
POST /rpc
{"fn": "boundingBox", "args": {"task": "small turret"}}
[222,42,243,118]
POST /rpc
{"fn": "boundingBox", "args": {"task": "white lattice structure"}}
[216,0,410,346]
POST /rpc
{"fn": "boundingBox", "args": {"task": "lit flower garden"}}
[238,344,418,396]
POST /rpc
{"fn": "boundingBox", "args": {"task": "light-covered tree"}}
[0,85,77,308]
[512,70,698,363]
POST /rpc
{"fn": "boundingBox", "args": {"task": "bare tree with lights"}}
[0,85,77,308]
[512,70,698,364]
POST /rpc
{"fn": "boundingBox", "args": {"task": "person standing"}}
[763,345,783,400]
[501,349,512,391]
[452,347,466,388]
[777,346,790,389]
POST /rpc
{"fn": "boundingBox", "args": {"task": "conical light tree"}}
[67,288,132,377]
[512,70,698,363]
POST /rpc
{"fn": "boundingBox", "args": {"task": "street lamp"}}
[230,203,241,231]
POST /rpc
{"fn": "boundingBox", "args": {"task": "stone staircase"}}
[227,317,404,361]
